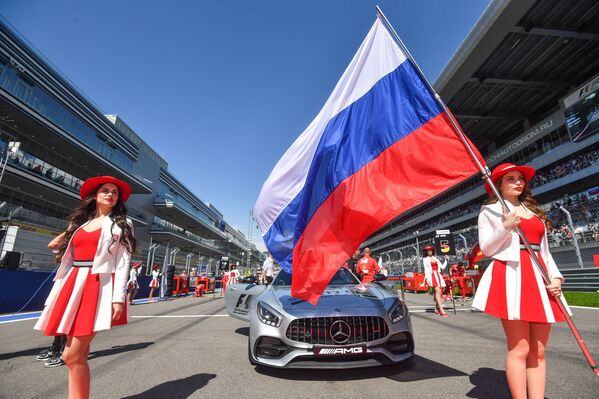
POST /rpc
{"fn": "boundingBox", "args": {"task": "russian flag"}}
[255,18,483,304]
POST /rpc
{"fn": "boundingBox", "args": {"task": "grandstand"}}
[364,0,599,287]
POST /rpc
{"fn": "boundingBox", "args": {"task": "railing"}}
[154,193,222,235]
[0,44,139,177]
[0,203,67,231]
[0,139,84,193]
[18,251,57,272]
[151,217,224,252]
[225,232,250,250]
[560,268,599,292]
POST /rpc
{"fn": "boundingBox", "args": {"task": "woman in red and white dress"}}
[127,262,141,305]
[34,176,135,399]
[472,163,571,399]
[148,265,161,303]
[422,245,448,316]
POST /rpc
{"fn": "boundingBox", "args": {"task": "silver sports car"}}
[225,267,414,369]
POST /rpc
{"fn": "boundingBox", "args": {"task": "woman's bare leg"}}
[434,287,445,314]
[501,319,530,399]
[527,322,551,399]
[62,335,94,399]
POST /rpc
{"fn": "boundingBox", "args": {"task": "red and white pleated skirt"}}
[149,278,159,288]
[34,266,128,336]
[472,250,571,323]
[430,268,445,288]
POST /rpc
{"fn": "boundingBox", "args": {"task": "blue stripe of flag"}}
[266,60,442,272]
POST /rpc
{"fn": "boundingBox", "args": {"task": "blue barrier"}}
[0,270,156,314]
[0,270,54,314]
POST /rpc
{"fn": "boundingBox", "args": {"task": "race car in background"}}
[225,267,414,369]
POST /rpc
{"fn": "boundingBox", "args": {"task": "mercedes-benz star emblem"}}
[330,320,352,344]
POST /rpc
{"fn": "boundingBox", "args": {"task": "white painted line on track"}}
[405,298,437,305]
[131,314,229,318]
[569,305,599,310]
[409,308,472,314]
[408,304,470,312]
[4,311,42,316]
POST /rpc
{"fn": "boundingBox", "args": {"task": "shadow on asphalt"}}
[121,373,216,399]
[235,327,249,337]
[0,346,46,361]
[465,367,511,398]
[89,342,154,360]
[255,355,467,382]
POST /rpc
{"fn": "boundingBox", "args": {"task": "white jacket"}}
[423,256,447,286]
[478,201,562,280]
[54,215,133,303]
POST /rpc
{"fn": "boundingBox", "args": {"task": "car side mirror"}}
[374,273,387,281]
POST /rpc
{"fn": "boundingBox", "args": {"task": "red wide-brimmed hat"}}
[132,262,141,268]
[80,176,132,202]
[423,245,435,251]
[484,163,535,194]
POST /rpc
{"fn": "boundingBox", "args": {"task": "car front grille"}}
[286,316,389,345]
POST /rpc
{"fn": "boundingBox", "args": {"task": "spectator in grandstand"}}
[560,225,573,242]
[356,247,380,283]
[34,176,135,399]
[472,163,571,399]
[589,223,599,242]
[530,149,599,189]
[421,245,448,316]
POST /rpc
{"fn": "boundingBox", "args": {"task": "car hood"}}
[272,284,393,312]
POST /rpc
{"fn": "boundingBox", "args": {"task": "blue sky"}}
[2,0,490,250]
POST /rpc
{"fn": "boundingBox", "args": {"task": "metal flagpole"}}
[375,5,598,376]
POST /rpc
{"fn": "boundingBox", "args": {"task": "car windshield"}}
[273,267,360,287]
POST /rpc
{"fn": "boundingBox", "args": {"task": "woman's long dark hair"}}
[55,185,137,262]
[484,176,553,231]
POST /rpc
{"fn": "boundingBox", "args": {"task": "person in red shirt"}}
[356,248,380,283]
[449,261,467,303]
[220,270,229,297]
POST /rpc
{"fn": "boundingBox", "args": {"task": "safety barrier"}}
[561,268,599,292]
[171,276,189,296]
[401,272,428,292]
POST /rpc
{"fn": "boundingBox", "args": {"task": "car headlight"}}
[257,301,282,327]
[388,299,406,324]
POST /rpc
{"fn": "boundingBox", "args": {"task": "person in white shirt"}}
[261,253,275,286]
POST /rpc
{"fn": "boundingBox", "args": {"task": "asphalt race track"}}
[1,293,597,399]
